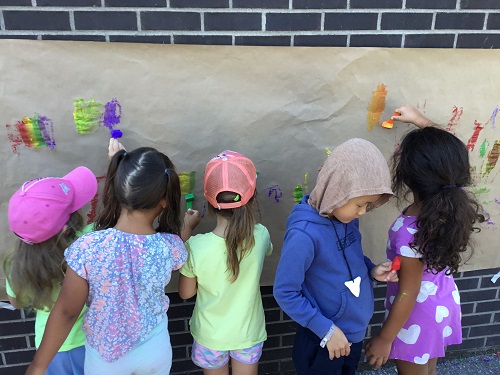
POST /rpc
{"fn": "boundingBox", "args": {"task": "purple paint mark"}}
[38,115,56,151]
[101,99,122,131]
[267,185,283,203]
[489,106,498,129]
[201,202,207,219]
[494,198,500,205]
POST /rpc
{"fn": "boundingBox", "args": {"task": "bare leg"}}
[427,358,438,375]
[395,359,429,375]
[230,358,258,375]
[203,363,229,375]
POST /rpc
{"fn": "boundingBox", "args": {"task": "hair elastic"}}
[164,168,169,174]
[442,184,457,189]
[123,151,127,156]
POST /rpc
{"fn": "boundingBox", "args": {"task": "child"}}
[26,147,193,375]
[178,150,273,375]
[4,166,98,375]
[273,138,399,375]
[365,106,485,374]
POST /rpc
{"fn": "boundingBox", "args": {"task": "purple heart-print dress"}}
[385,212,462,364]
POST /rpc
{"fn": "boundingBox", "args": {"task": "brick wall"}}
[1,1,500,374]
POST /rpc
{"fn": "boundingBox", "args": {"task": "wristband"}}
[320,323,335,348]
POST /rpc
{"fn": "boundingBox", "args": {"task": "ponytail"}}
[95,149,126,230]
[156,167,182,235]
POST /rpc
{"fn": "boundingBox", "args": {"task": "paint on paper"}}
[6,114,56,153]
[366,83,387,131]
[74,98,104,134]
[445,106,463,134]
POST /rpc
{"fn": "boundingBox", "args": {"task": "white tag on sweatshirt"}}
[344,276,361,297]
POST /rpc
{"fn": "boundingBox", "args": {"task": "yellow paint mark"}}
[399,291,408,302]
[326,148,331,156]
[178,171,196,195]
[367,83,388,131]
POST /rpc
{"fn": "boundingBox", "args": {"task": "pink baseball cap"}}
[204,150,257,210]
[8,166,98,244]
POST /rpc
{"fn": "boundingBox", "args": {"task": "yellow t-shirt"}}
[5,223,94,351]
[180,223,273,350]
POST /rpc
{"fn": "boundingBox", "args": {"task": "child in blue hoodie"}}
[274,138,398,375]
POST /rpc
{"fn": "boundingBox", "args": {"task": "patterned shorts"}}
[192,340,264,369]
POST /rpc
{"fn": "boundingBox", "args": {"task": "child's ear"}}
[160,198,167,209]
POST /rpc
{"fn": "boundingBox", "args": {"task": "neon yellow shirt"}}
[180,224,273,350]
[5,223,94,351]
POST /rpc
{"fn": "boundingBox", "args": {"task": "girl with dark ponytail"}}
[27,143,198,375]
[366,106,485,375]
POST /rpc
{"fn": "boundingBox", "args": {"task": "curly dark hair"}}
[391,126,485,274]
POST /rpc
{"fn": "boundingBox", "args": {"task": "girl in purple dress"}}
[366,106,485,375]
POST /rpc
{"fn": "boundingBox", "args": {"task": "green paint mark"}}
[293,184,303,203]
[73,98,104,134]
[179,171,196,195]
[473,187,491,195]
[480,139,489,158]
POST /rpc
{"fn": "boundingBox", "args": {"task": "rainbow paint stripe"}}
[6,114,56,153]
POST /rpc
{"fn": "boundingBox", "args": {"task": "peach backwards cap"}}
[204,150,257,210]
[8,166,98,244]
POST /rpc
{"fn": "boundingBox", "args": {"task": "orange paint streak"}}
[482,140,500,176]
[445,106,463,134]
[466,120,484,151]
[366,83,388,131]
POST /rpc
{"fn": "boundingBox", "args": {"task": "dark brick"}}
[476,300,500,313]
[168,303,194,319]
[0,35,38,40]
[261,346,293,361]
[381,13,433,30]
[74,11,137,30]
[450,337,485,350]
[233,0,289,8]
[171,358,199,372]
[294,35,347,47]
[169,319,186,333]
[262,295,280,309]
[205,13,261,31]
[373,285,387,299]
[4,349,36,365]
[282,333,295,346]
[0,321,34,336]
[173,35,231,45]
[461,302,474,314]
[370,312,386,325]
[0,308,22,321]
[105,0,166,6]
[0,365,28,375]
[493,312,500,322]
[141,12,201,31]
[461,0,500,9]
[266,321,298,336]
[350,0,402,9]
[488,13,500,29]
[258,361,280,373]
[293,0,346,9]
[406,0,456,8]
[171,345,187,359]
[374,299,386,311]
[28,335,35,347]
[261,285,273,296]
[37,0,100,5]
[470,324,500,337]
[461,313,492,326]
[281,358,296,371]
[462,326,469,338]
[4,11,70,31]
[168,292,187,305]
[324,13,378,30]
[405,34,455,48]
[0,0,32,5]
[435,12,485,30]
[170,332,193,346]
[170,0,228,7]
[266,13,321,31]
[109,35,172,44]
[460,288,497,303]
[351,34,402,47]
[463,268,496,277]
[486,335,500,346]
[0,336,27,351]
[455,277,480,290]
[265,308,281,322]
[41,35,106,42]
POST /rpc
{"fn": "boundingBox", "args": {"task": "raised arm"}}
[393,105,437,129]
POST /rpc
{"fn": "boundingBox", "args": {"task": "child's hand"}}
[365,334,392,370]
[326,326,351,359]
[184,209,201,231]
[108,138,126,160]
[371,261,399,283]
[393,105,435,129]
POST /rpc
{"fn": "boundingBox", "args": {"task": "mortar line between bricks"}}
[484,13,489,30]
[320,11,324,31]
[431,11,436,30]
[0,11,4,31]
[136,10,141,31]
[0,7,496,13]
[261,12,265,31]
[402,0,406,9]
[0,352,5,366]
[457,0,461,11]
[69,10,75,31]
[2,30,499,36]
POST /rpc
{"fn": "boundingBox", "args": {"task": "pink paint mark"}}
[86,176,106,224]
[445,106,463,134]
[466,120,484,152]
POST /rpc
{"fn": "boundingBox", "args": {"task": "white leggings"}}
[84,317,172,375]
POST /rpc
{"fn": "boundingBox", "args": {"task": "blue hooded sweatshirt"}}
[273,194,376,343]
